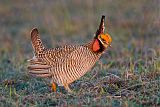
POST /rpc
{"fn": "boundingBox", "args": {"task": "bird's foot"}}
[51,82,57,92]
[64,84,76,94]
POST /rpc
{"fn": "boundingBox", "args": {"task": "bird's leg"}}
[50,79,57,92]
[51,82,57,92]
[64,84,72,93]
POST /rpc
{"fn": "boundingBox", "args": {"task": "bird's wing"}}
[51,46,93,73]
[28,45,78,64]
[40,45,79,65]
[27,45,83,77]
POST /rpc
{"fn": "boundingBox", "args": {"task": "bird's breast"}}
[51,47,102,85]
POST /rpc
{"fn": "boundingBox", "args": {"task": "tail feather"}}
[29,69,49,74]
[28,68,49,72]
[30,28,45,54]
[28,64,51,77]
[31,73,51,77]
[28,28,50,78]
[28,57,46,65]
[28,64,51,70]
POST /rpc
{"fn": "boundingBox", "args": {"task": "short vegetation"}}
[0,0,159,106]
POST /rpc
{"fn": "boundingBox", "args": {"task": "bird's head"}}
[92,15,112,52]
[97,33,112,48]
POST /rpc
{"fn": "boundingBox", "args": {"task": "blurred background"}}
[0,0,159,58]
[0,0,159,106]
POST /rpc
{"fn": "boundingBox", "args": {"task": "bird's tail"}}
[30,28,45,54]
[28,62,51,78]
[28,28,51,77]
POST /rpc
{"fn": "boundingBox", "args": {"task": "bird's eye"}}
[101,38,106,42]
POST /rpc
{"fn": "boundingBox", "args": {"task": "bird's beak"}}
[102,42,112,48]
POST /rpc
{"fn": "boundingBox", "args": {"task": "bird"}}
[27,15,112,93]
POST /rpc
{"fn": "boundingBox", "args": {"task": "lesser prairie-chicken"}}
[28,15,112,92]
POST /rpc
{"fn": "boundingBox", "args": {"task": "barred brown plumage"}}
[27,15,112,92]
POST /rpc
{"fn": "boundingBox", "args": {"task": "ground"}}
[0,0,160,106]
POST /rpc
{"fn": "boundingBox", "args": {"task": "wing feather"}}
[28,45,80,77]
